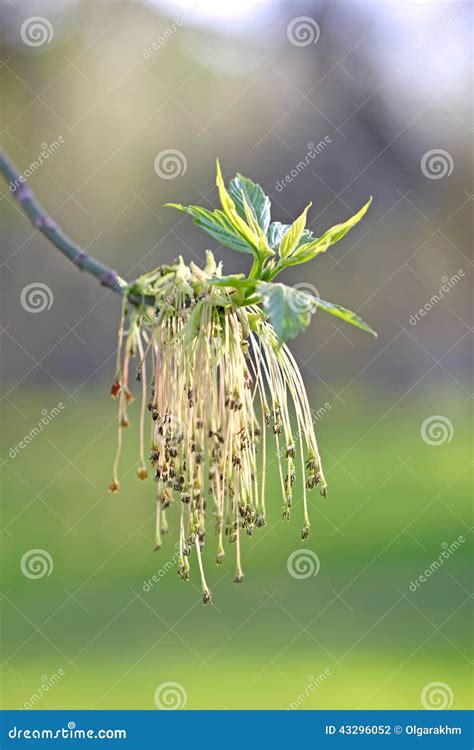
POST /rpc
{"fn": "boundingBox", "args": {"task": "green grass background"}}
[0,385,471,710]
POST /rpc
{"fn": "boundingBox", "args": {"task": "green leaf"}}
[228,173,271,233]
[215,161,263,252]
[315,298,377,337]
[283,197,372,267]
[165,203,254,254]
[208,274,249,289]
[240,192,274,261]
[267,221,314,250]
[256,282,377,342]
[215,160,238,219]
[256,282,315,343]
[279,203,312,259]
[168,164,275,263]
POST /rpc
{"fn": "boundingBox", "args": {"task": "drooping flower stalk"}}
[109,256,329,603]
[0,153,376,604]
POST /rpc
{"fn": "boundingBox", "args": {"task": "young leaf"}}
[267,221,314,250]
[256,282,377,342]
[215,161,262,252]
[228,173,271,233]
[166,203,254,254]
[241,192,262,237]
[282,197,372,268]
[240,192,273,259]
[256,282,315,342]
[215,159,238,220]
[168,164,275,264]
[315,298,377,337]
[279,203,312,259]
[208,274,250,289]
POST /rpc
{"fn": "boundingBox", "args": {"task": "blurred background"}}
[0,0,472,711]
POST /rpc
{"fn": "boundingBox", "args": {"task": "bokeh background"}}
[0,0,472,711]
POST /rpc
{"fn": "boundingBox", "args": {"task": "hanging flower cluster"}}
[109,163,376,603]
[0,152,375,604]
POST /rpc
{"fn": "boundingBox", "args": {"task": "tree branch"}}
[0,151,129,296]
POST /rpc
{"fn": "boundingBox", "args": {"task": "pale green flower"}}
[109,164,376,603]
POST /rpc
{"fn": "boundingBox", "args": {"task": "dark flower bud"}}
[110,380,121,398]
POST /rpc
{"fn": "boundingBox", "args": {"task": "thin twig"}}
[0,151,138,300]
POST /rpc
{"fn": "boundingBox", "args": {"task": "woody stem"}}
[0,151,149,305]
